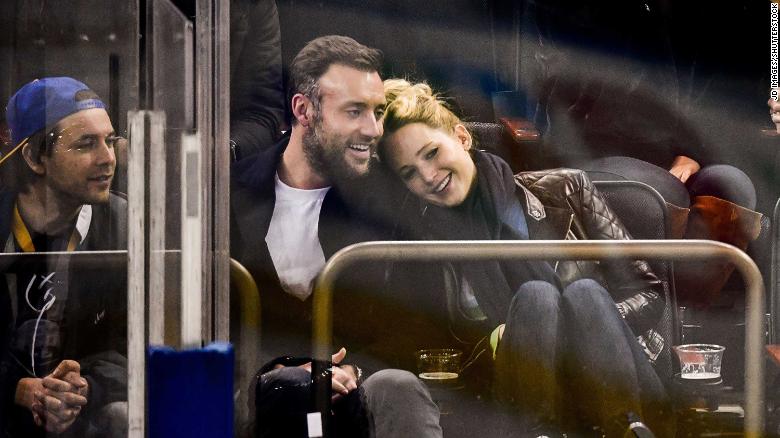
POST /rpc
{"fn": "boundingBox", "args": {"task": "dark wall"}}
[0,0,140,136]
[277,0,509,122]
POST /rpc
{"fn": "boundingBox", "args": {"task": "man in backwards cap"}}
[0,77,127,437]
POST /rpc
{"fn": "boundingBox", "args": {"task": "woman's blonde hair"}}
[379,79,464,161]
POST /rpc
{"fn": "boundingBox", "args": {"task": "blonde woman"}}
[378,79,673,437]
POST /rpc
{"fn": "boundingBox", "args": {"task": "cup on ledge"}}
[673,344,725,381]
[416,349,462,382]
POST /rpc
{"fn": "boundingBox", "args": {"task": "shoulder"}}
[0,191,17,245]
[516,168,592,198]
[231,136,288,192]
[85,191,128,250]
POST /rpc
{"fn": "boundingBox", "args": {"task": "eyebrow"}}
[340,100,386,110]
[396,140,434,174]
[72,131,118,142]
[416,140,434,157]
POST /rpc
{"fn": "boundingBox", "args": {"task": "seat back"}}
[466,120,542,171]
[230,258,261,438]
[594,180,678,380]
[771,198,780,344]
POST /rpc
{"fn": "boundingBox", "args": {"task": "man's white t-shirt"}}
[265,173,330,301]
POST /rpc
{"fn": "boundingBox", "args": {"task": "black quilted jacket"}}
[516,168,666,339]
[413,152,667,360]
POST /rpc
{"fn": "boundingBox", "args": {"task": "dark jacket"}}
[230,137,407,368]
[230,0,285,160]
[0,191,128,437]
[403,151,666,359]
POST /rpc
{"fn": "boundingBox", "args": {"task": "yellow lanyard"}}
[12,204,80,252]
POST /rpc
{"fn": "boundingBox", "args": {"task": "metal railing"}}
[312,239,766,437]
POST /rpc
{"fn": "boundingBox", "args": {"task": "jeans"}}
[582,156,756,209]
[494,279,673,437]
[256,367,442,438]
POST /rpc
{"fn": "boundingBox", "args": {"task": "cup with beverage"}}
[673,344,725,381]
[416,349,462,383]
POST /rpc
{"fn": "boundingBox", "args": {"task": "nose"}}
[360,112,382,139]
[419,163,437,185]
[95,137,117,168]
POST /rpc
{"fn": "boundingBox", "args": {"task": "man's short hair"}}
[287,35,383,121]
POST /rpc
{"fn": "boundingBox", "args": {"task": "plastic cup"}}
[673,344,725,380]
[416,349,462,381]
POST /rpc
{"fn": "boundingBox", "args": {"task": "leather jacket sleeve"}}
[517,168,666,334]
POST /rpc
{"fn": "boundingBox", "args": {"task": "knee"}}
[690,165,756,208]
[510,280,561,313]
[363,369,423,397]
[362,369,435,413]
[561,279,614,315]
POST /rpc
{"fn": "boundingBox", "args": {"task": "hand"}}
[300,347,359,402]
[769,93,780,132]
[15,377,44,411]
[34,360,88,433]
[669,155,700,183]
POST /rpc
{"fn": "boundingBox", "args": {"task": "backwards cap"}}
[5,77,105,148]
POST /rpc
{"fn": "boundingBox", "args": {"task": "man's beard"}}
[302,117,371,185]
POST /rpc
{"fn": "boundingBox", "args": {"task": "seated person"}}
[231,36,441,437]
[0,77,127,437]
[377,79,672,437]
[528,64,762,305]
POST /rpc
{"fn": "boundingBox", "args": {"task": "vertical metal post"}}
[126,111,146,438]
[148,111,166,345]
[181,132,203,348]
[195,0,214,343]
[213,0,231,342]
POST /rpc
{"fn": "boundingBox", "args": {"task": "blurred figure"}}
[518,0,762,306]
[230,0,285,160]
[0,77,127,437]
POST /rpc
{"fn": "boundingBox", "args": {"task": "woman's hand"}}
[669,155,700,183]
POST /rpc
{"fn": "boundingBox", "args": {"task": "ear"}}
[21,143,45,176]
[453,124,473,151]
[291,93,314,127]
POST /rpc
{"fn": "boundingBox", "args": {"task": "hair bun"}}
[384,79,436,107]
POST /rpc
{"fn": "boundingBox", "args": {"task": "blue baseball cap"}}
[5,77,106,148]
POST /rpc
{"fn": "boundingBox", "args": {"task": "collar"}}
[514,176,547,222]
[11,204,92,252]
[232,134,290,192]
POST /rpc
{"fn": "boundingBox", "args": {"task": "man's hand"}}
[669,155,700,183]
[15,377,43,411]
[33,360,88,434]
[300,347,359,401]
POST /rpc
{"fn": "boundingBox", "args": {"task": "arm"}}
[519,168,666,334]
[565,169,666,334]
[261,348,360,402]
[229,0,285,159]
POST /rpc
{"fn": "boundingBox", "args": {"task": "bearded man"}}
[230,35,442,438]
